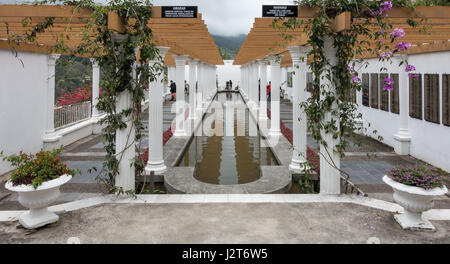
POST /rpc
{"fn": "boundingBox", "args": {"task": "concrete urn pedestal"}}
[5,174,72,229]
[383,175,448,231]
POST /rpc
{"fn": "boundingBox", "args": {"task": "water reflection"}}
[178,92,278,185]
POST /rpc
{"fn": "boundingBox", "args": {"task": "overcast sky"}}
[1,0,295,36]
[151,0,294,36]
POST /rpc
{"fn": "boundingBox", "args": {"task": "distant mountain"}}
[211,34,247,60]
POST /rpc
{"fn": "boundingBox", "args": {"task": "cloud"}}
[144,0,295,36]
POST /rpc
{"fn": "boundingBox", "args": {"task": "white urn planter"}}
[383,175,448,231]
[5,174,72,229]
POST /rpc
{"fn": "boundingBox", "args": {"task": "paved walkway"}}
[1,200,449,243]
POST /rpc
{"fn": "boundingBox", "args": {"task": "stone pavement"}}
[0,201,449,243]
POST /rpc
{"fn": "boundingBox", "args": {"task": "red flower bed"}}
[267,108,320,175]
[56,86,92,106]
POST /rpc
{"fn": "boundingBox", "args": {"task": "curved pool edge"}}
[164,166,292,194]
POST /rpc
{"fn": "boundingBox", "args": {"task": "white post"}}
[268,54,283,136]
[393,54,411,155]
[173,54,189,137]
[168,66,175,95]
[115,46,139,192]
[145,46,169,175]
[90,59,101,119]
[197,62,204,112]
[287,46,311,173]
[258,59,268,120]
[250,62,259,110]
[44,54,60,136]
[188,59,198,119]
[281,67,287,99]
[320,36,340,195]
[242,65,248,99]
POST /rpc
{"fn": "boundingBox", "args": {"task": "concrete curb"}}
[1,194,449,222]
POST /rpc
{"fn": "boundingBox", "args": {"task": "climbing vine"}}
[274,1,425,184]
[6,0,163,195]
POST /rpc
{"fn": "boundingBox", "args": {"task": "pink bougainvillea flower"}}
[380,50,393,59]
[405,64,416,72]
[382,77,394,91]
[408,73,420,78]
[380,1,393,13]
[351,75,361,83]
[347,66,354,71]
[395,42,412,51]
[390,28,405,39]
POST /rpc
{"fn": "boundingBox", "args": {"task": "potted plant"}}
[1,148,77,229]
[383,166,448,231]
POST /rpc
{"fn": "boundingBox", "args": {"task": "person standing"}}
[266,81,271,100]
[229,80,233,90]
[170,80,176,101]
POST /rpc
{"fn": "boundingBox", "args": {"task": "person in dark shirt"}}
[267,81,271,100]
[229,80,233,89]
[170,80,176,101]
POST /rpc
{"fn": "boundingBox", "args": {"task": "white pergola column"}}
[320,36,340,195]
[251,62,259,110]
[207,64,213,99]
[393,54,411,155]
[188,59,198,119]
[281,66,287,99]
[268,54,283,136]
[145,46,169,176]
[196,62,204,112]
[242,65,248,99]
[44,54,60,138]
[115,46,139,192]
[258,59,268,120]
[287,46,311,173]
[90,59,101,119]
[172,54,189,137]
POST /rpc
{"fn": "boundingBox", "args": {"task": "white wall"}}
[0,49,48,175]
[217,60,241,90]
[356,51,450,172]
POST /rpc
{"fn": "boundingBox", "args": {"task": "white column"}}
[188,59,198,119]
[197,62,204,112]
[145,46,169,175]
[115,47,139,192]
[242,65,248,99]
[393,54,411,155]
[258,59,268,120]
[281,67,287,99]
[287,46,311,173]
[90,59,101,118]
[44,54,60,136]
[268,54,283,136]
[173,54,189,137]
[320,36,340,195]
[250,62,259,110]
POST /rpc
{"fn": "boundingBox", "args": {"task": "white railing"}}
[54,101,92,129]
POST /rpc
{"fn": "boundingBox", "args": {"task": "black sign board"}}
[162,6,198,18]
[262,5,298,17]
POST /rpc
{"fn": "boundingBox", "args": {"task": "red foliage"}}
[267,108,320,175]
[56,86,91,106]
